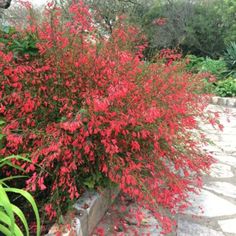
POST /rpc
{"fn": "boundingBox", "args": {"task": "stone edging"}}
[46,187,120,236]
[211,96,236,108]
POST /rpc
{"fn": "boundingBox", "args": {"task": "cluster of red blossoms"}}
[0,1,219,234]
[152,17,167,26]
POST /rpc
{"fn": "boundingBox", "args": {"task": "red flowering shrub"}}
[0,1,218,234]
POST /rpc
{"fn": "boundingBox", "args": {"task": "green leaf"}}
[0,134,5,141]
[12,204,29,236]
[0,155,31,165]
[0,212,12,228]
[0,155,31,172]
[0,120,5,126]
[0,161,25,172]
[0,175,27,185]
[84,177,95,189]
[12,39,23,47]
[6,188,41,236]
[0,184,15,235]
[0,175,28,189]
[0,223,12,236]
[0,211,24,236]
[78,109,88,114]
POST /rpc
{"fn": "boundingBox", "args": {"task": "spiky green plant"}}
[224,42,236,78]
[0,155,41,236]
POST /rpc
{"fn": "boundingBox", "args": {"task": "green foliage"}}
[199,58,226,79]
[0,26,38,58]
[186,54,236,97]
[186,55,205,74]
[186,55,205,71]
[0,120,40,236]
[200,79,215,95]
[215,77,236,97]
[186,55,226,79]
[65,0,235,59]
[84,169,111,189]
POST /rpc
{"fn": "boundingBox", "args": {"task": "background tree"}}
[182,0,227,58]
[56,0,153,34]
[215,0,236,43]
[136,0,229,58]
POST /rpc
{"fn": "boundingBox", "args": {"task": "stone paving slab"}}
[183,189,236,217]
[181,104,236,236]
[218,218,236,234]
[213,155,236,167]
[209,163,234,178]
[177,219,225,236]
[204,182,236,199]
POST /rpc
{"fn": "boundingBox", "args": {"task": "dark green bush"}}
[181,2,227,58]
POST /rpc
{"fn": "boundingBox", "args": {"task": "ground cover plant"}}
[0,1,220,234]
[214,77,236,97]
[186,55,227,79]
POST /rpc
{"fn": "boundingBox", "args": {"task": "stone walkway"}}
[93,104,236,236]
[178,104,236,236]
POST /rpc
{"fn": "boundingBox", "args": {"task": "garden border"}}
[45,187,120,236]
[211,96,236,108]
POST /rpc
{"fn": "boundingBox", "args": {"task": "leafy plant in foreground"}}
[0,159,41,236]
